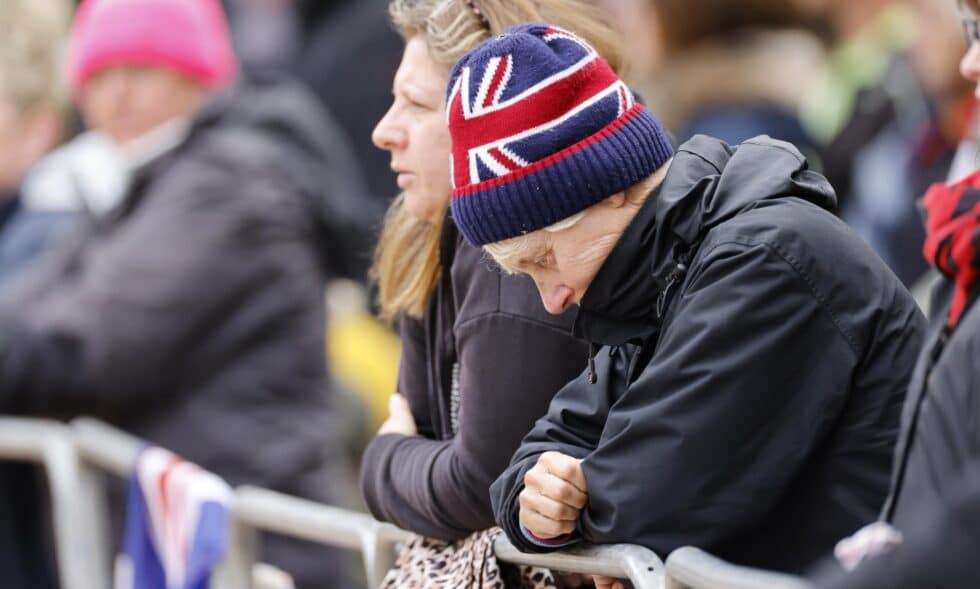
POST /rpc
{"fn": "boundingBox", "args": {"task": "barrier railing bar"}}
[0,418,110,589]
[72,417,142,477]
[494,537,665,589]
[72,417,250,589]
[235,485,413,587]
[664,547,813,589]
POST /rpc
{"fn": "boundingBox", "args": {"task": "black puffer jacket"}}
[0,77,359,589]
[360,221,589,541]
[491,135,926,573]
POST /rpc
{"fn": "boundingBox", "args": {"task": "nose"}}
[372,104,406,152]
[539,283,575,315]
[960,43,980,91]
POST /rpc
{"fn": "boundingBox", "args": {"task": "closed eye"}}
[534,251,556,269]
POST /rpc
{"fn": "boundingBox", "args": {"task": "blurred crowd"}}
[0,0,978,588]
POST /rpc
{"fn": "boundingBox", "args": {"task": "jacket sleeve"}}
[490,344,631,552]
[360,312,586,541]
[0,161,321,419]
[495,240,859,554]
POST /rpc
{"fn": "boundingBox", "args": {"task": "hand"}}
[592,575,626,589]
[519,451,588,539]
[378,393,418,436]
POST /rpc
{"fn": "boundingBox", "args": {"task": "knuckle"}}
[555,483,574,502]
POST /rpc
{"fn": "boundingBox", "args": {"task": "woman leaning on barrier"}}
[359,0,623,585]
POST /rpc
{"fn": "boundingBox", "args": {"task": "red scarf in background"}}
[922,169,980,328]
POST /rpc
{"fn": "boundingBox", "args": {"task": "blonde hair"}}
[372,0,625,322]
[484,161,671,274]
[0,0,71,112]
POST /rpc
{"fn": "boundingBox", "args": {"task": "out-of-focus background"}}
[0,0,973,587]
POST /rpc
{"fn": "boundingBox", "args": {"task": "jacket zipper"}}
[657,257,690,320]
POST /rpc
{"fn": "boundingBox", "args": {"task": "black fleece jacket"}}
[360,221,589,540]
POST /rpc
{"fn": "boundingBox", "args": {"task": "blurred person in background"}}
[0,0,361,586]
[642,0,826,156]
[223,0,386,283]
[809,2,980,585]
[359,0,623,584]
[0,3,73,587]
[796,0,908,145]
[0,0,74,281]
[806,0,974,286]
[295,0,405,227]
[594,0,663,93]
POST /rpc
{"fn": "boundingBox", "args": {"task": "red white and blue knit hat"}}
[447,23,673,246]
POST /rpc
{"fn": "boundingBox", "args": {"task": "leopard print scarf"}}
[381,528,559,589]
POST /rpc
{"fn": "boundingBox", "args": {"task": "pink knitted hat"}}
[67,0,238,94]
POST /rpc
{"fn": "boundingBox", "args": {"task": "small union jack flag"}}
[447,25,634,189]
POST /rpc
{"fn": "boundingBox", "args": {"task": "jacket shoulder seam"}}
[698,238,861,356]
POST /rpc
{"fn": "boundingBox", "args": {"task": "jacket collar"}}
[573,135,837,346]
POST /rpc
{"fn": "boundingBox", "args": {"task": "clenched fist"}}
[519,451,588,539]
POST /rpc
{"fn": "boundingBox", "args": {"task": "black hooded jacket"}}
[0,77,359,588]
[490,135,926,573]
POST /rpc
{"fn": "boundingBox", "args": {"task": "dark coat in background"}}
[360,221,589,541]
[491,135,925,573]
[0,77,359,589]
[298,0,402,221]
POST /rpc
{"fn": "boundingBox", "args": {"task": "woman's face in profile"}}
[372,36,453,223]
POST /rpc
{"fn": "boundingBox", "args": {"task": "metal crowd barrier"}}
[0,416,812,589]
[665,547,814,589]
[495,537,665,588]
[0,418,110,589]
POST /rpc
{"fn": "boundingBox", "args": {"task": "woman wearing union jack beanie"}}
[461,23,927,582]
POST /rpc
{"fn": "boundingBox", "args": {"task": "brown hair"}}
[962,0,980,16]
[372,0,625,322]
[654,0,821,57]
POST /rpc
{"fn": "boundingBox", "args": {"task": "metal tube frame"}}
[0,417,816,589]
[665,547,813,589]
[0,418,111,589]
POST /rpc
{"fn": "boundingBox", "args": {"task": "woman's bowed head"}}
[446,23,674,313]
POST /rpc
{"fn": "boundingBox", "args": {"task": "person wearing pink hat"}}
[0,1,370,587]
[67,0,237,146]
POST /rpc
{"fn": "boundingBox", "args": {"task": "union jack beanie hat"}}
[447,23,674,246]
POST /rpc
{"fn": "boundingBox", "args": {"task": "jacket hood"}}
[574,134,837,346]
[184,73,374,277]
